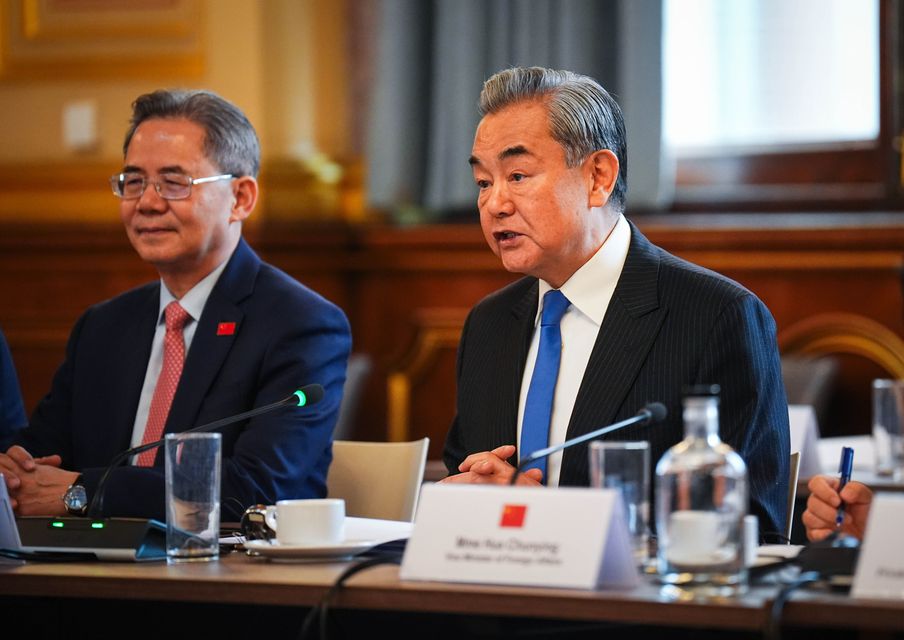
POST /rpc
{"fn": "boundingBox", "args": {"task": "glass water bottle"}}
[655,384,748,597]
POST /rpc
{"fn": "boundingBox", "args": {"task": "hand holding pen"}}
[802,451,873,542]
[834,446,854,529]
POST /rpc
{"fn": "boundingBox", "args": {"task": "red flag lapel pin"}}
[216,322,236,336]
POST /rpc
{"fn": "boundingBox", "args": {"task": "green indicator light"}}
[293,390,307,407]
[51,521,65,528]
[91,522,105,529]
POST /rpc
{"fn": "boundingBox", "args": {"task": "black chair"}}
[332,353,373,440]
[781,354,839,436]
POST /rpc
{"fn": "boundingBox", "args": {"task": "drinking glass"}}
[589,440,651,567]
[165,432,221,563]
[873,379,904,480]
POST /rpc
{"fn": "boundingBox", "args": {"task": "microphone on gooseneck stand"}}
[88,383,325,517]
[14,384,324,561]
[508,402,668,486]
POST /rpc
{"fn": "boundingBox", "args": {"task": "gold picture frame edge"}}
[23,0,199,41]
[0,52,205,80]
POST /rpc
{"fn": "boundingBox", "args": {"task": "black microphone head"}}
[293,384,324,407]
[643,402,667,423]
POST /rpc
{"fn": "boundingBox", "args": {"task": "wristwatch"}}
[62,476,88,516]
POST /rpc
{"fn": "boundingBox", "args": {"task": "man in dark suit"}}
[441,67,789,537]
[0,89,350,521]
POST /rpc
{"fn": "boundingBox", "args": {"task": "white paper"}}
[851,494,904,600]
[818,435,875,474]
[788,405,823,478]
[757,544,803,560]
[222,515,412,546]
[344,516,413,544]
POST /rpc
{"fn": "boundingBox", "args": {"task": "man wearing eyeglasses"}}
[0,89,351,520]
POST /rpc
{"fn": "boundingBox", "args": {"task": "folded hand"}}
[439,445,543,485]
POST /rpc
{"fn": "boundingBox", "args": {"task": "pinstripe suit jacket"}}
[444,222,790,537]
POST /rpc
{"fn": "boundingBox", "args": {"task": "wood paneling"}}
[2,213,903,462]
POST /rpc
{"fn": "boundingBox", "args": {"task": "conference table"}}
[2,546,902,639]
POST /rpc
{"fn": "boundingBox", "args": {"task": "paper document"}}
[220,516,413,545]
[818,436,875,473]
[757,544,803,560]
[345,516,413,543]
[788,405,822,478]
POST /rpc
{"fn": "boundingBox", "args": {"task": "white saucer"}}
[244,539,378,561]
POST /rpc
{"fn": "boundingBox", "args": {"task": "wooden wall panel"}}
[2,213,903,464]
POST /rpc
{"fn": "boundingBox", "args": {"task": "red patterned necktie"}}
[137,301,191,466]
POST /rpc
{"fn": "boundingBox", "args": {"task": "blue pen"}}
[835,446,854,528]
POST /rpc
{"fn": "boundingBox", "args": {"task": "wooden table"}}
[1,549,902,639]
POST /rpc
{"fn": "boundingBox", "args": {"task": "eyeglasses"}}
[109,172,234,200]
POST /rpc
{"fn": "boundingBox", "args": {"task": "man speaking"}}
[441,67,789,537]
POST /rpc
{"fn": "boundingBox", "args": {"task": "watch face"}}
[64,484,88,515]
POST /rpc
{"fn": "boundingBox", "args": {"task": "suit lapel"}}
[165,239,259,433]
[501,281,540,448]
[561,223,667,484]
[108,285,160,452]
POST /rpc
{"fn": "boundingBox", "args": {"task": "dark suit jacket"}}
[15,238,351,521]
[0,327,26,451]
[444,223,790,537]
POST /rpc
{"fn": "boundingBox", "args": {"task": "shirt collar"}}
[156,258,230,325]
[536,213,631,326]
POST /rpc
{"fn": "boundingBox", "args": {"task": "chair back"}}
[786,451,802,542]
[327,438,429,522]
[332,353,373,440]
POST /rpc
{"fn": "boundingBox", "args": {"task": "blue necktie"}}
[520,289,571,482]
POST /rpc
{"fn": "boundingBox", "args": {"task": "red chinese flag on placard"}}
[217,322,236,336]
[500,504,527,528]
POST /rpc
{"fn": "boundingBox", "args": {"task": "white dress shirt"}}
[516,214,631,486]
[129,259,230,453]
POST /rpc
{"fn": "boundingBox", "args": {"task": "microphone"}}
[508,402,667,486]
[88,383,325,517]
[14,385,325,561]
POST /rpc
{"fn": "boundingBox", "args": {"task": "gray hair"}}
[123,89,260,178]
[478,67,627,211]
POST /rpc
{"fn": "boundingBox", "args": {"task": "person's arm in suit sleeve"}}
[441,298,542,485]
[696,292,790,540]
[3,311,95,514]
[9,312,87,461]
[0,327,27,451]
[443,309,472,477]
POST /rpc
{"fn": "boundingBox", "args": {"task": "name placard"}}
[788,404,822,478]
[0,474,24,565]
[400,483,639,590]
[851,493,904,600]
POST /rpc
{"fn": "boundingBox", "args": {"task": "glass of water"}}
[589,440,651,567]
[873,379,904,480]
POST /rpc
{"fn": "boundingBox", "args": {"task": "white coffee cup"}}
[263,498,346,546]
[666,510,725,565]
